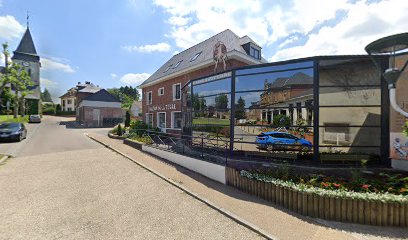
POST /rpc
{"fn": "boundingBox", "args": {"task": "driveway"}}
[0,116,264,239]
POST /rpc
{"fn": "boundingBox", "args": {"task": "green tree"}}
[41,88,52,102]
[125,111,131,128]
[1,42,33,118]
[235,96,246,120]
[273,114,290,127]
[215,94,228,111]
[404,121,408,136]
[107,86,140,109]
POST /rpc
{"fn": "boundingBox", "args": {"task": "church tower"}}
[11,26,41,114]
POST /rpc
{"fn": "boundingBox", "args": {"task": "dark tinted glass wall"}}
[182,57,386,165]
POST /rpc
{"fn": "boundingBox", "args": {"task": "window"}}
[163,65,172,73]
[157,112,166,128]
[250,46,260,59]
[173,83,181,100]
[67,99,72,104]
[158,87,164,96]
[172,112,182,129]
[62,100,65,107]
[173,60,183,69]
[146,113,153,127]
[190,52,202,62]
[146,91,152,105]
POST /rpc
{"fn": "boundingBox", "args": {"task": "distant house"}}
[129,101,142,118]
[76,89,124,127]
[60,81,100,111]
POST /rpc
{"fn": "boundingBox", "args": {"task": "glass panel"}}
[192,94,231,112]
[236,61,314,76]
[319,126,381,147]
[319,58,381,86]
[173,112,182,129]
[319,87,381,106]
[319,107,381,126]
[193,78,231,97]
[234,126,315,146]
[235,68,313,92]
[319,147,380,161]
[193,116,230,126]
[158,113,166,128]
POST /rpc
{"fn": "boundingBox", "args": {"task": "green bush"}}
[403,121,408,136]
[273,114,290,127]
[117,124,123,136]
[42,107,56,115]
[125,111,131,128]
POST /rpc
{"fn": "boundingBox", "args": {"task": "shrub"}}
[117,124,123,136]
[273,115,290,127]
[42,107,56,115]
[125,111,131,128]
[403,121,408,136]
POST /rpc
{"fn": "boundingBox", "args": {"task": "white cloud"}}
[111,73,118,79]
[271,0,408,61]
[120,73,151,86]
[153,0,408,63]
[122,42,171,53]
[41,58,75,73]
[40,77,61,103]
[0,15,24,41]
[40,77,57,88]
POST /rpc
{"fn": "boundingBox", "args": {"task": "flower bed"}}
[226,167,408,226]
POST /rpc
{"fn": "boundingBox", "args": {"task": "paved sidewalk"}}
[88,133,408,240]
[0,148,264,240]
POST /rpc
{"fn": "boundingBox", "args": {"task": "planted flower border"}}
[226,167,408,227]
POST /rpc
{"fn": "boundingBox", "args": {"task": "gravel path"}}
[0,148,264,239]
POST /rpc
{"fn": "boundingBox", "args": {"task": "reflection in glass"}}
[319,126,380,147]
[192,94,231,114]
[319,87,381,106]
[319,107,381,126]
[235,68,314,92]
[193,78,231,97]
[319,59,380,86]
[236,61,313,76]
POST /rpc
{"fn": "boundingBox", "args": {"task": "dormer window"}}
[163,64,172,73]
[173,60,183,69]
[250,46,260,60]
[190,52,202,62]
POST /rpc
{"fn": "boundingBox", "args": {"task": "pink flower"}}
[333,183,341,188]
[361,184,370,189]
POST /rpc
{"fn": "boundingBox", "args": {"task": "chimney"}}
[78,82,81,84]
[85,81,90,84]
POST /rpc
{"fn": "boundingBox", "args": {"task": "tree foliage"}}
[235,96,246,120]
[107,86,140,109]
[125,111,131,128]
[1,42,34,117]
[404,121,408,137]
[215,94,228,111]
[41,88,52,102]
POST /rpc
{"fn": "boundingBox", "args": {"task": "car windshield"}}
[31,115,40,118]
[0,123,20,130]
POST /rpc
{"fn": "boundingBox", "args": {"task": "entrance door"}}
[93,109,101,127]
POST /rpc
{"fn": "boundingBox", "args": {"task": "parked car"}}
[29,115,41,123]
[0,122,27,142]
[255,131,312,151]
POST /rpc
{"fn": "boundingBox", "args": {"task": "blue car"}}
[255,131,312,151]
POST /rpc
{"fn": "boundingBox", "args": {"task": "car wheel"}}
[266,143,274,151]
[18,134,23,142]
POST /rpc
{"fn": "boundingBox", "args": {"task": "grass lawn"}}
[193,117,230,125]
[0,115,29,123]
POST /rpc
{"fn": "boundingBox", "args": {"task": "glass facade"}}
[182,56,388,166]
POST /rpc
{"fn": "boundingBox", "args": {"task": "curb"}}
[86,133,277,240]
[0,155,9,164]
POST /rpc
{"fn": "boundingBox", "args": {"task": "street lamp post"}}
[365,32,408,117]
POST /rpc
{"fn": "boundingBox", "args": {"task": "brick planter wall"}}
[226,167,408,227]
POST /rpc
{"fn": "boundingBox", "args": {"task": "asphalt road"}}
[0,116,264,239]
[0,116,107,157]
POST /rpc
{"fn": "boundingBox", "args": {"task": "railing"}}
[127,129,230,165]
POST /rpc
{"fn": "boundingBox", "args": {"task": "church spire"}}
[14,27,37,56]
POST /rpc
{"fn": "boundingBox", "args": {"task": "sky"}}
[0,0,407,102]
